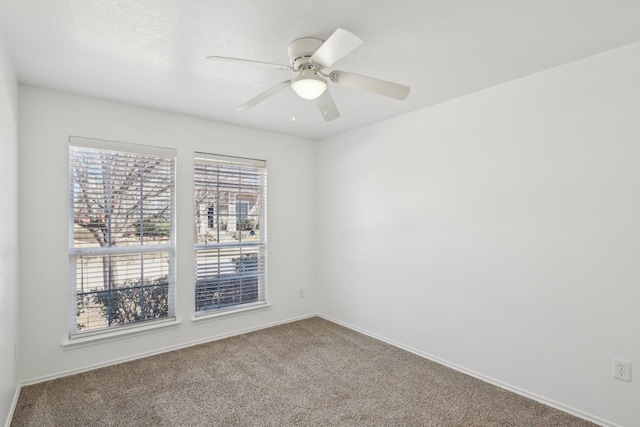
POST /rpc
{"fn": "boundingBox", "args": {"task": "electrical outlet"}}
[613,359,631,382]
[298,289,304,298]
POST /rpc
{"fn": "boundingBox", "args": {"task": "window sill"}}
[62,317,181,350]
[192,302,271,324]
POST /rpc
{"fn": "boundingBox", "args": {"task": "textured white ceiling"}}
[2,0,640,140]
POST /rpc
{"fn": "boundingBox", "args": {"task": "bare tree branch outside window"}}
[70,143,175,333]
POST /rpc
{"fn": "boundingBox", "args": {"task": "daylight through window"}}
[69,138,176,335]
[194,153,267,314]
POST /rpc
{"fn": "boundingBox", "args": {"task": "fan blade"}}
[310,28,363,68]
[237,80,292,111]
[315,90,340,121]
[330,71,410,100]
[207,56,292,71]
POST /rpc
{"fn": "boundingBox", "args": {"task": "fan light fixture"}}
[291,69,327,100]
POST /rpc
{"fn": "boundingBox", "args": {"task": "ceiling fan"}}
[207,28,410,121]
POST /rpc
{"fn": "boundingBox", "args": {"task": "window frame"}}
[68,137,177,338]
[193,152,267,316]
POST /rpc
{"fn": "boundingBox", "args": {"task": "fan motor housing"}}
[287,37,323,70]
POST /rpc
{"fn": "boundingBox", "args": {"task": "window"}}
[69,137,176,335]
[194,153,267,314]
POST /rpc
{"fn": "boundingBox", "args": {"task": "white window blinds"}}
[194,152,267,314]
[69,137,176,335]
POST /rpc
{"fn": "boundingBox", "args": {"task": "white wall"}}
[0,30,19,426]
[317,41,640,426]
[18,86,317,381]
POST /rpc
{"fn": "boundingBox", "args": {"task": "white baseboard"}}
[21,313,317,387]
[4,383,21,427]
[318,314,618,427]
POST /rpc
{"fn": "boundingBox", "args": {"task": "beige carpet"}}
[12,317,595,426]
